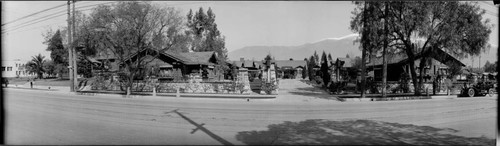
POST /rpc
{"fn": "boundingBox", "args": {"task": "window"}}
[1,67,5,71]
[7,67,12,71]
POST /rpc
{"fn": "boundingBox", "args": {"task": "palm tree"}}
[26,53,46,79]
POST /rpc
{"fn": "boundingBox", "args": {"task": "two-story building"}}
[1,59,35,78]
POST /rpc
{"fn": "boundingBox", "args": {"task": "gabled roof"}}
[367,53,408,67]
[178,51,217,65]
[275,60,307,68]
[232,60,263,68]
[122,48,217,66]
[367,48,465,67]
[142,55,173,68]
[94,48,117,60]
[335,58,355,68]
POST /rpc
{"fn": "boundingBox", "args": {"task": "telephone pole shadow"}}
[166,109,234,146]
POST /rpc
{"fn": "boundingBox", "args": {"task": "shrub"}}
[201,83,212,93]
[261,78,279,94]
[212,83,221,93]
[314,76,323,85]
[329,81,347,94]
[223,82,236,93]
[235,81,247,94]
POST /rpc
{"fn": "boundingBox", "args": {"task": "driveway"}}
[276,79,340,102]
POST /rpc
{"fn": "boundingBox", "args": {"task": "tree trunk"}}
[405,43,421,96]
[418,57,426,95]
[409,61,420,95]
[38,73,43,79]
[126,74,133,97]
[382,2,388,98]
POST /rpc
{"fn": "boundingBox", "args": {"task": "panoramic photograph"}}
[1,1,498,145]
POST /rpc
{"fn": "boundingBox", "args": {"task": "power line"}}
[481,1,499,9]
[6,6,101,35]
[2,13,67,34]
[2,6,104,34]
[485,11,498,17]
[2,2,68,26]
[5,21,66,35]
[3,1,207,34]
[2,1,113,29]
[2,2,117,34]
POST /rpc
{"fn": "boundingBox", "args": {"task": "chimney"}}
[240,58,244,62]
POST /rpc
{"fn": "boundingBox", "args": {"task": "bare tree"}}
[80,2,185,95]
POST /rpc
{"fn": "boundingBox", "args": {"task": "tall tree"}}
[302,58,308,79]
[186,7,228,66]
[26,54,46,79]
[328,53,333,63]
[81,2,185,95]
[321,51,331,88]
[43,30,67,78]
[313,51,319,65]
[350,1,492,95]
[308,55,316,81]
[484,61,496,73]
[43,60,56,78]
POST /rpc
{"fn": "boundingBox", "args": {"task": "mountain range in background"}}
[228,34,361,61]
[228,34,497,67]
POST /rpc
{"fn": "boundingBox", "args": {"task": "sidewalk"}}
[7,84,69,92]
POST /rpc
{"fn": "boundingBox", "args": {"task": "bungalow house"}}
[366,48,465,82]
[274,60,307,79]
[91,47,222,81]
[330,57,357,82]
[89,48,119,73]
[232,58,264,81]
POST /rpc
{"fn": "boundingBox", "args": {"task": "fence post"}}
[153,87,156,96]
[176,87,180,97]
[126,87,131,97]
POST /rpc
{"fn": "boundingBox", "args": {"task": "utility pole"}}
[360,2,368,98]
[382,2,388,98]
[67,0,74,92]
[72,0,78,91]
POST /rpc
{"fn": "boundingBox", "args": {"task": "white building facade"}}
[2,59,35,78]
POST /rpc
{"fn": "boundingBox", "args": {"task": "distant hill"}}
[228,35,361,61]
[228,35,497,67]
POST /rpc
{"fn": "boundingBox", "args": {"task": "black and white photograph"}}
[1,1,498,145]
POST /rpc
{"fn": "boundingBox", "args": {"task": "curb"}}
[340,95,458,102]
[6,87,277,99]
[76,91,276,99]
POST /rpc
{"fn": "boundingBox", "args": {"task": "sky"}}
[1,1,498,67]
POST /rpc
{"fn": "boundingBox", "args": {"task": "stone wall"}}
[157,81,251,94]
[82,77,253,94]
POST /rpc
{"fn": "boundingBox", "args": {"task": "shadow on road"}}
[167,109,233,146]
[235,119,495,145]
[287,87,341,100]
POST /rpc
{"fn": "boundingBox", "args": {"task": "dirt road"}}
[3,79,497,145]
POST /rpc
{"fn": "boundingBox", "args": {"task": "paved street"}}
[4,79,498,145]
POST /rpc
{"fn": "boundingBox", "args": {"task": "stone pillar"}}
[237,68,251,94]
